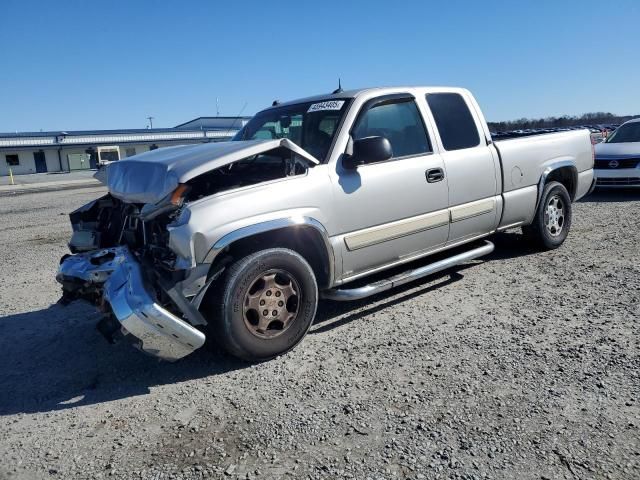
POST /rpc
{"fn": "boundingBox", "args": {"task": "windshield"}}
[606,122,640,143]
[233,99,350,161]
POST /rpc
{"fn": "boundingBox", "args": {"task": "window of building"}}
[125,147,136,157]
[353,98,430,159]
[426,93,480,151]
[68,153,91,171]
[5,154,19,166]
[98,146,120,162]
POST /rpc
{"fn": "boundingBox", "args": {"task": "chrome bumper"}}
[57,247,205,361]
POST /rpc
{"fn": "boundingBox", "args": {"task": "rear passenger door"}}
[425,92,500,244]
[331,94,450,280]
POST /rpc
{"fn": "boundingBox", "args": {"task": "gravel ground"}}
[0,187,638,480]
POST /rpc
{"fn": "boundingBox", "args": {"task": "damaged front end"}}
[56,139,319,361]
[57,192,206,361]
[58,246,205,361]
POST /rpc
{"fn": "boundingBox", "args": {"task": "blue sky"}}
[1,0,638,132]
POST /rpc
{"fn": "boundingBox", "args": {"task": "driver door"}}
[330,94,450,281]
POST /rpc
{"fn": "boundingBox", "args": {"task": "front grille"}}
[594,158,640,169]
[596,177,640,186]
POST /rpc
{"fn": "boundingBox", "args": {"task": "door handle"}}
[426,168,445,183]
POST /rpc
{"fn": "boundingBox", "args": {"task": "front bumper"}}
[57,247,205,361]
[594,168,640,187]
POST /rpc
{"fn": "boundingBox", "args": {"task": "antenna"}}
[332,78,343,94]
[223,101,248,139]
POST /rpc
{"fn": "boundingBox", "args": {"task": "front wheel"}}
[205,248,318,361]
[522,181,572,249]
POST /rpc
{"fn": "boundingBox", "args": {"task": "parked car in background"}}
[594,118,640,187]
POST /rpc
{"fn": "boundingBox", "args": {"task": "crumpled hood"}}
[100,139,319,204]
[595,141,640,159]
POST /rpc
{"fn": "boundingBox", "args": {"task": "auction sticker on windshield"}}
[307,100,345,113]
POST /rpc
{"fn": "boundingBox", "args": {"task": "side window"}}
[353,99,431,159]
[426,93,481,151]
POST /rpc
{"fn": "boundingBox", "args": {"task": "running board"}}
[322,240,495,301]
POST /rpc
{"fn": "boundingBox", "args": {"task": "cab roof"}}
[262,86,466,111]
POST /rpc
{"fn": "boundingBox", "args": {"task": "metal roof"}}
[174,116,252,129]
[0,127,240,149]
[0,126,234,138]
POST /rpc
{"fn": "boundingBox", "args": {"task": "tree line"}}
[488,112,639,132]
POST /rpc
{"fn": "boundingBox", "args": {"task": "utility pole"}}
[147,116,154,129]
[216,98,220,117]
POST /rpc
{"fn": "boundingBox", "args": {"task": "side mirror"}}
[343,136,393,169]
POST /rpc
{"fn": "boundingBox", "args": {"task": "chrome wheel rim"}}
[242,269,300,338]
[544,194,565,237]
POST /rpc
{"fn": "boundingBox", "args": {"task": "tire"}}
[522,181,572,249]
[204,248,318,361]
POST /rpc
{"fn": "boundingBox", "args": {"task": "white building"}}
[0,117,250,176]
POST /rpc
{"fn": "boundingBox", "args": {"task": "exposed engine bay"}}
[184,148,308,202]
[66,194,177,269]
[59,194,189,331]
[67,146,308,266]
[56,140,317,361]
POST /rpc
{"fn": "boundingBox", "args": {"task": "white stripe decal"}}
[343,197,496,251]
[449,197,496,222]
[344,210,449,251]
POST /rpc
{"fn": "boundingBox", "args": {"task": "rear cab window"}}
[353,96,431,160]
[426,93,481,151]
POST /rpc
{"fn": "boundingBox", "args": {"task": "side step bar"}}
[322,240,495,301]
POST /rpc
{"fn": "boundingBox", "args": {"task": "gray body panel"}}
[495,130,594,194]
[170,87,593,286]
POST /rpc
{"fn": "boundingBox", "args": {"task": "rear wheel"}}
[205,248,318,361]
[522,181,572,249]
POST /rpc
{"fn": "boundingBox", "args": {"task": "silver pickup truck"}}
[57,86,595,361]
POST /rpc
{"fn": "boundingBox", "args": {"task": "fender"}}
[202,216,336,287]
[536,159,578,210]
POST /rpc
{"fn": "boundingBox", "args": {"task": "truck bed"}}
[491,128,590,141]
[493,129,593,194]
[491,129,593,229]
